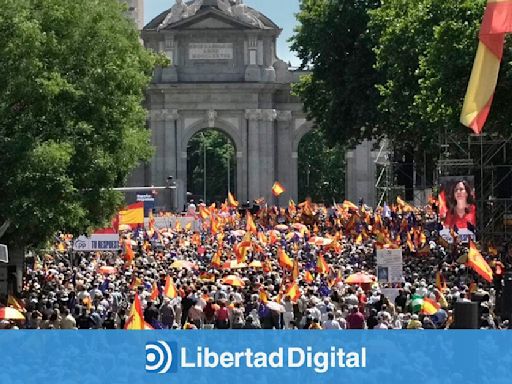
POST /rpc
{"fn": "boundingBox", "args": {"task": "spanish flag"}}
[259,289,268,304]
[288,199,296,214]
[467,241,493,283]
[7,295,25,313]
[278,247,293,270]
[271,181,285,197]
[125,294,144,330]
[246,212,257,234]
[119,202,144,226]
[163,275,177,299]
[150,281,159,302]
[211,249,222,268]
[199,205,210,219]
[304,270,314,284]
[342,200,359,211]
[461,0,512,134]
[148,210,155,232]
[316,253,329,275]
[284,282,301,303]
[228,192,239,207]
[421,297,441,316]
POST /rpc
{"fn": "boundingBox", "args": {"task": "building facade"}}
[129,0,313,210]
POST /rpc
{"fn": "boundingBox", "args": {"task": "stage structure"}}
[436,131,512,243]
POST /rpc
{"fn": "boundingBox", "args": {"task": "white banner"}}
[376,249,403,283]
[73,234,120,252]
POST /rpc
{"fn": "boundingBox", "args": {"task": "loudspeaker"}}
[501,272,512,320]
[453,302,479,329]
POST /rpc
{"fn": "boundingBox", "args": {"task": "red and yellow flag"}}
[259,288,268,304]
[284,282,301,303]
[461,0,512,133]
[316,253,329,274]
[246,212,257,234]
[467,241,493,283]
[304,270,314,284]
[421,297,441,316]
[7,295,25,313]
[163,275,177,299]
[119,202,144,226]
[211,249,222,268]
[228,192,239,207]
[150,281,159,302]
[199,205,210,219]
[278,247,293,270]
[125,294,144,330]
[271,181,285,197]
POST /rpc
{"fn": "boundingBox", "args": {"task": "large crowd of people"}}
[2,197,511,330]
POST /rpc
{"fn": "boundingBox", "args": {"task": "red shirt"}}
[444,205,476,229]
[347,312,365,329]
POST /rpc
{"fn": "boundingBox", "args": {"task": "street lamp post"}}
[203,133,207,203]
[227,154,231,194]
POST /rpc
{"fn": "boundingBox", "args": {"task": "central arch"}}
[186,129,237,205]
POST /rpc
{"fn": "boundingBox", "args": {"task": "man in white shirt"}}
[323,313,341,330]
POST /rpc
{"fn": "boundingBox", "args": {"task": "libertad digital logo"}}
[145,341,177,374]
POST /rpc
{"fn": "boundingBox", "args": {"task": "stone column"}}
[260,109,277,202]
[276,110,293,203]
[150,108,179,210]
[245,109,261,201]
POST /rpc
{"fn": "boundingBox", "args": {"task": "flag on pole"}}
[271,181,285,197]
[228,192,239,207]
[284,282,301,303]
[304,270,314,284]
[246,212,257,234]
[316,253,329,274]
[278,247,293,270]
[150,281,159,302]
[125,294,144,330]
[163,275,177,299]
[460,0,512,134]
[467,241,493,282]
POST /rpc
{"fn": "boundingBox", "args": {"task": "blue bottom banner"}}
[1,331,510,384]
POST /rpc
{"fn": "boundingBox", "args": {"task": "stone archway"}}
[178,117,244,210]
[185,128,237,205]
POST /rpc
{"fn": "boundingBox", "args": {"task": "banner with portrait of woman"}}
[438,176,476,242]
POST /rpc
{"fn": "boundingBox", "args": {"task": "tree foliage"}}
[298,129,345,203]
[0,0,165,247]
[187,130,235,204]
[290,0,382,146]
[292,0,512,154]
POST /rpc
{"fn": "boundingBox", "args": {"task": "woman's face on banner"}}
[454,182,468,204]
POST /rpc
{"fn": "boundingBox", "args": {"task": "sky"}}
[144,0,301,66]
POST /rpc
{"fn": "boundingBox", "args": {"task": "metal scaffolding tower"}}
[436,132,512,243]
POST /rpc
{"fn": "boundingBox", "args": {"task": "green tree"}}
[298,129,345,203]
[290,0,382,146]
[0,0,165,248]
[187,130,235,204]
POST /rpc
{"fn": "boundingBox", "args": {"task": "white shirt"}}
[323,319,341,330]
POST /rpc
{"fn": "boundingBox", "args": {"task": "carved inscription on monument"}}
[189,43,233,60]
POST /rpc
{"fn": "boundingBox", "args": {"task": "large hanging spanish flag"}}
[461,0,512,134]
[467,241,493,282]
